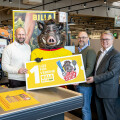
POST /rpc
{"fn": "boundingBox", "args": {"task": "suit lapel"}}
[96,47,114,71]
[96,51,102,63]
[95,51,102,69]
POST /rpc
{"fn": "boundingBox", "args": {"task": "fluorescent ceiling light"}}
[68,22,75,25]
[112,1,120,6]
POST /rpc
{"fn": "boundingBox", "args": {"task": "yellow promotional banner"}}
[26,55,86,90]
[0,90,39,111]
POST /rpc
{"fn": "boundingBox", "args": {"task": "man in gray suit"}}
[86,31,120,120]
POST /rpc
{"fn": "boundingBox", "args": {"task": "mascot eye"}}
[45,30,50,33]
[47,30,50,33]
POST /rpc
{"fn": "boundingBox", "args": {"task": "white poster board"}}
[59,12,67,22]
[0,38,8,54]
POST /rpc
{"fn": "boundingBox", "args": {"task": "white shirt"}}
[95,46,112,71]
[2,41,31,81]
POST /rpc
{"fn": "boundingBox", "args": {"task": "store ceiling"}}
[68,14,116,31]
[0,0,120,30]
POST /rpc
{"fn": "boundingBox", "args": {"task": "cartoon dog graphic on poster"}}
[57,60,79,81]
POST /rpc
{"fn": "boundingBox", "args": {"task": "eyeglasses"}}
[78,37,88,40]
[100,39,111,41]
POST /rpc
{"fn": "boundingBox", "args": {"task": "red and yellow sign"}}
[0,28,9,38]
[25,55,86,90]
[0,90,39,111]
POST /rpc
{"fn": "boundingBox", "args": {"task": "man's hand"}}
[86,77,94,83]
[18,68,28,74]
[35,58,43,63]
[73,83,79,85]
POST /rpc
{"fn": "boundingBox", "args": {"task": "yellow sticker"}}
[0,90,39,111]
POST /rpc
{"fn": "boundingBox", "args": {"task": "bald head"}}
[15,27,26,44]
[78,31,89,48]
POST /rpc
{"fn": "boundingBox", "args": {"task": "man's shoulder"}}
[112,48,119,53]
[5,42,14,50]
[85,46,96,54]
[2,43,15,54]
[24,43,30,48]
[107,47,119,55]
[111,48,120,57]
[86,46,95,51]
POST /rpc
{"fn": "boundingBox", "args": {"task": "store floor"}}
[65,112,82,120]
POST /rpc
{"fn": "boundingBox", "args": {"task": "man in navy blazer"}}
[86,31,120,120]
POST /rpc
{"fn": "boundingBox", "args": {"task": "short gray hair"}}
[101,31,114,40]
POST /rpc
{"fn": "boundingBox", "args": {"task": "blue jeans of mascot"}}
[76,86,92,120]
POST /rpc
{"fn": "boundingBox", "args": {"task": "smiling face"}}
[15,28,26,45]
[100,33,113,50]
[78,32,89,48]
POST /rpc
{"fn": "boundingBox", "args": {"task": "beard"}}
[78,42,86,48]
[16,38,25,44]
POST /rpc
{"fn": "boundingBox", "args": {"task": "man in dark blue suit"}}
[86,31,120,120]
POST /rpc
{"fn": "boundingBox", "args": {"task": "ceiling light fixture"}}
[68,17,75,25]
[76,10,78,14]
[84,3,86,8]
[67,12,69,16]
[105,27,109,30]
[9,0,12,3]
[112,1,120,6]
[58,8,60,11]
[68,6,71,11]
[108,7,110,10]
[104,0,107,4]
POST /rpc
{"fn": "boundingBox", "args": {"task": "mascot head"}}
[37,19,65,49]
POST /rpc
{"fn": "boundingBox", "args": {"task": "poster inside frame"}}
[25,54,86,90]
[13,10,56,51]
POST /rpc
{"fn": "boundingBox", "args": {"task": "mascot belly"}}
[31,48,72,60]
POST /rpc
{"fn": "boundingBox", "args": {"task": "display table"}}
[0,87,83,120]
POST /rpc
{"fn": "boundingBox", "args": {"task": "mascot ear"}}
[58,23,64,31]
[37,21,44,31]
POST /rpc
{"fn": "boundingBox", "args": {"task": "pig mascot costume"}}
[31,19,72,61]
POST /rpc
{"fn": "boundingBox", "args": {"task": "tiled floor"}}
[64,112,82,120]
